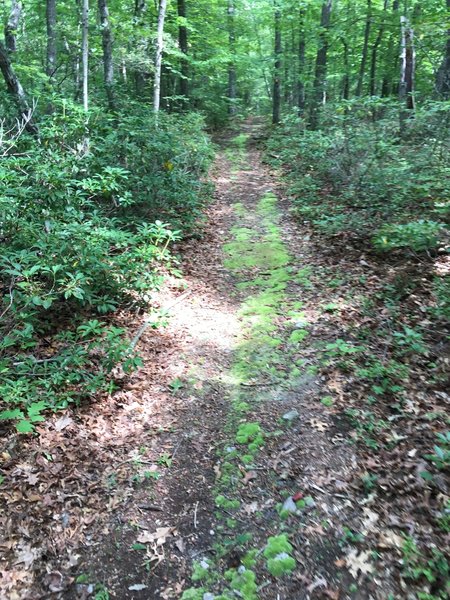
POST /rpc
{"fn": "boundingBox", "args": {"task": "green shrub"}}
[0,103,213,431]
[373,221,445,253]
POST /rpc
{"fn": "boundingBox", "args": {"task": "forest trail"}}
[67,125,366,598]
[2,125,445,600]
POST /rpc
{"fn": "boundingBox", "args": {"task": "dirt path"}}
[2,125,448,600]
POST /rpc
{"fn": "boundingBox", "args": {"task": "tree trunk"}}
[82,0,89,111]
[98,0,115,109]
[309,0,333,129]
[297,9,306,114]
[46,0,57,78]
[153,0,167,112]
[399,15,415,134]
[272,4,282,124]
[227,0,237,116]
[341,37,350,100]
[381,0,399,97]
[369,0,388,96]
[177,0,189,102]
[356,0,372,96]
[5,1,22,54]
[0,41,38,134]
[436,0,450,98]
[133,0,147,94]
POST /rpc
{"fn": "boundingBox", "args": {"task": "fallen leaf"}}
[242,470,257,485]
[345,549,374,578]
[310,418,329,432]
[137,526,174,546]
[54,415,73,431]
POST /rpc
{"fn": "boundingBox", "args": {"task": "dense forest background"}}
[0,0,449,430]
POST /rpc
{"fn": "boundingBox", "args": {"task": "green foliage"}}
[0,105,212,431]
[402,537,449,598]
[425,432,450,470]
[266,102,450,249]
[373,221,445,253]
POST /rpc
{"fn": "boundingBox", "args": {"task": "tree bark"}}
[356,0,372,96]
[399,15,415,134]
[98,0,115,109]
[381,0,399,97]
[341,37,350,100]
[82,0,89,111]
[153,0,167,112]
[177,0,189,102]
[46,0,57,78]
[309,0,333,129]
[436,0,450,98]
[297,9,306,114]
[0,41,38,134]
[369,0,388,96]
[227,0,237,116]
[133,0,147,94]
[272,4,282,124]
[5,1,22,54]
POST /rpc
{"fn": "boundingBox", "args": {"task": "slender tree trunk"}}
[227,0,237,116]
[177,0,189,102]
[0,43,38,134]
[436,0,450,98]
[98,0,115,109]
[341,37,350,100]
[309,0,333,129]
[297,9,306,114]
[399,15,415,134]
[153,0,167,112]
[369,0,388,96]
[5,1,22,54]
[134,0,147,94]
[356,0,372,96]
[81,0,89,111]
[272,4,282,124]
[46,0,57,78]
[381,0,399,96]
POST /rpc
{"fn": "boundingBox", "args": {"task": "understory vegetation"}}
[0,107,212,431]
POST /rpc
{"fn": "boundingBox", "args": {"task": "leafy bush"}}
[373,221,445,253]
[266,100,450,243]
[0,103,213,431]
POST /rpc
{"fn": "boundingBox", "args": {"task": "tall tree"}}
[297,7,306,114]
[399,14,415,133]
[309,0,333,129]
[177,0,189,101]
[381,0,399,96]
[227,0,237,115]
[369,0,388,96]
[356,0,372,96]
[154,0,167,112]
[436,0,450,98]
[82,0,89,111]
[98,0,115,109]
[272,2,282,124]
[5,1,22,54]
[46,0,57,79]
[0,6,37,134]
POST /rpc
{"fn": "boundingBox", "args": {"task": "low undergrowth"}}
[0,105,213,432]
[266,102,450,598]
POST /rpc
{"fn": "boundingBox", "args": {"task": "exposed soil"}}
[1,123,448,600]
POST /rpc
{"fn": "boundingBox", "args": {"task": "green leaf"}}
[16,420,34,433]
[0,409,24,421]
